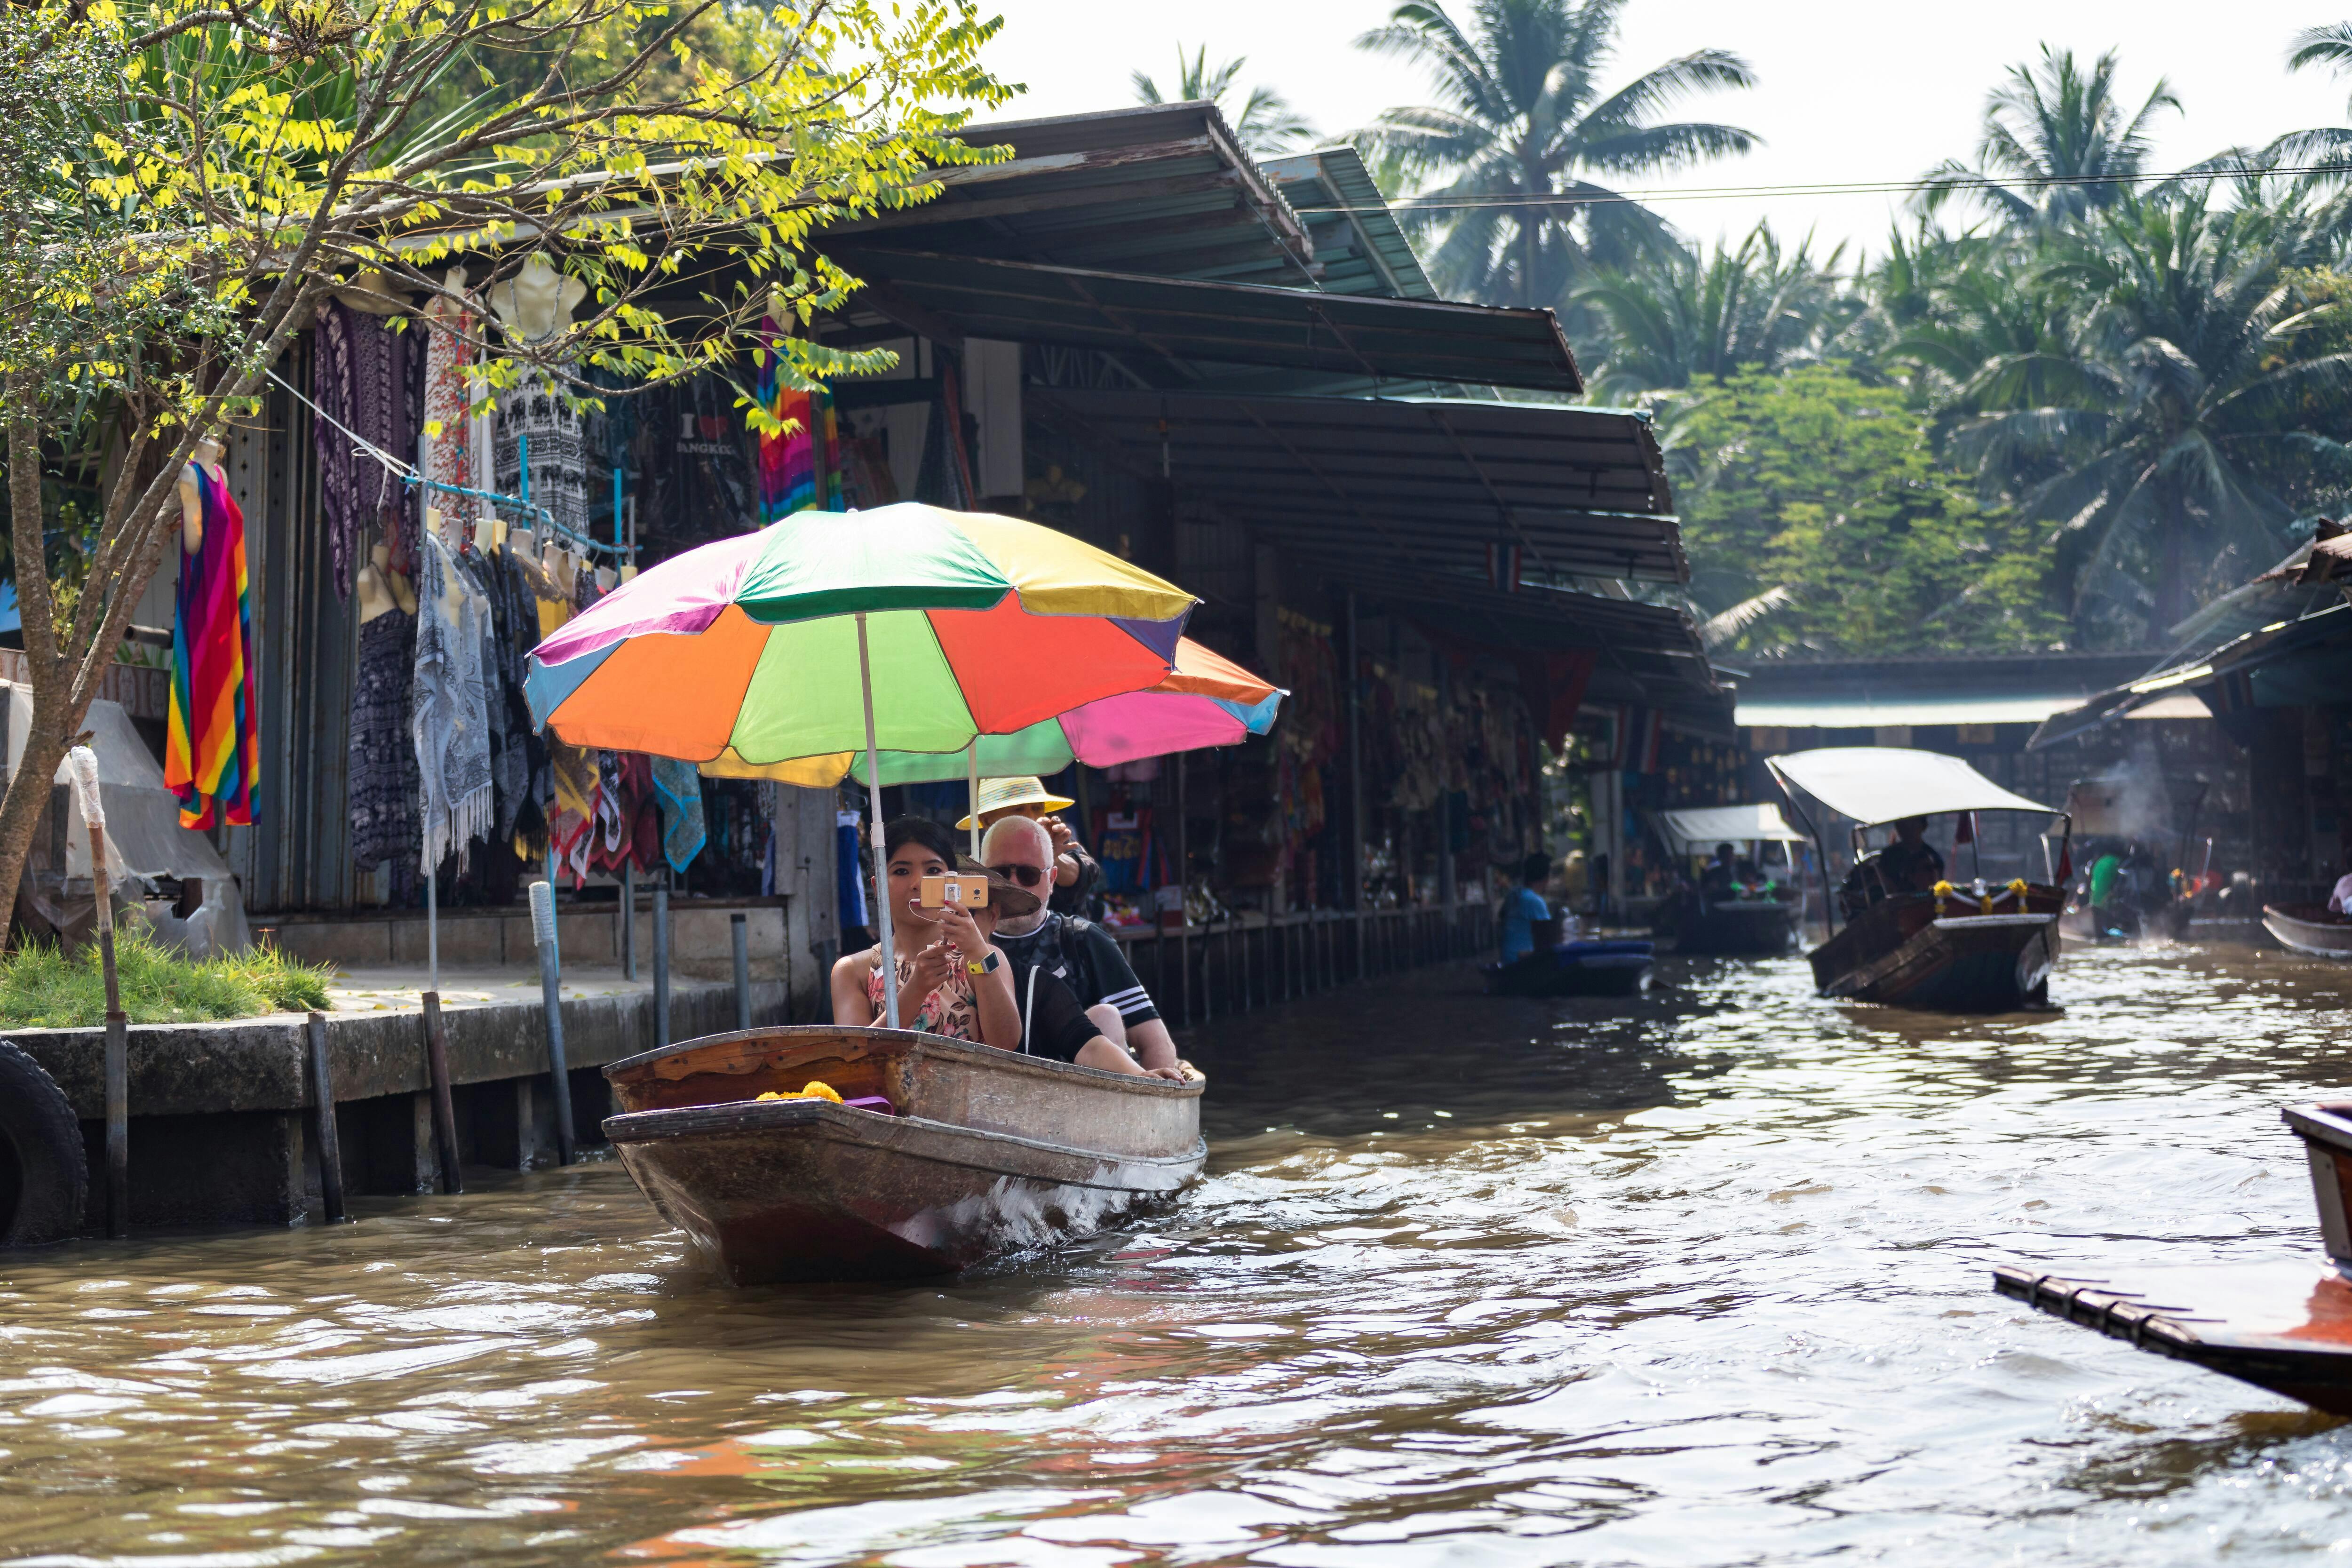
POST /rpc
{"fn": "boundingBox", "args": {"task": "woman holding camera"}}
[829,817,1024,1048]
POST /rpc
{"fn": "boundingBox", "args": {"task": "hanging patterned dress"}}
[165,463,259,829]
[347,605,421,870]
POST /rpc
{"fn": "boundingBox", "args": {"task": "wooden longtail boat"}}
[1653,804,1811,956]
[1805,886,2063,1010]
[603,1025,1205,1285]
[1994,1102,2352,1415]
[2264,903,2352,958]
[1768,747,2071,1012]
[1678,896,1802,956]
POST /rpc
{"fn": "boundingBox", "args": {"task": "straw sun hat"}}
[954,776,1075,830]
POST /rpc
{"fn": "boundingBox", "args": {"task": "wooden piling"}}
[307,1011,346,1223]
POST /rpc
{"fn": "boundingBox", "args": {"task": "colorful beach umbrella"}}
[523,502,1196,1030]
[702,637,1286,788]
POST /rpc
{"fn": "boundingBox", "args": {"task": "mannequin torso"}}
[175,437,226,553]
[355,539,417,624]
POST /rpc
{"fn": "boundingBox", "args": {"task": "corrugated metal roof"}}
[823,102,1321,288]
[1038,389,1679,581]
[1259,146,1436,300]
[835,250,1582,395]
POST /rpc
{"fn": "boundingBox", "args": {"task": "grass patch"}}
[0,927,334,1028]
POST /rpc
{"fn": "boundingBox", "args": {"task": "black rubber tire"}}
[0,1039,88,1246]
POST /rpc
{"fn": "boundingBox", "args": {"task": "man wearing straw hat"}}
[957,776,1100,918]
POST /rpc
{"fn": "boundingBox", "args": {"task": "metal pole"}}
[652,878,671,1051]
[731,911,751,1031]
[426,857,438,992]
[967,740,981,860]
[1345,590,1366,977]
[529,879,576,1165]
[307,1011,346,1223]
[857,612,900,1030]
[1175,757,1190,1027]
[620,859,635,980]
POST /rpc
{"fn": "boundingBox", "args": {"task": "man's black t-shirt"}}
[992,913,1159,1026]
[1015,965,1104,1063]
[1878,839,1946,893]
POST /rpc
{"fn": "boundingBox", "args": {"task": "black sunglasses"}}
[987,862,1048,888]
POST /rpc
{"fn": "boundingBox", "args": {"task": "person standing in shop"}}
[959,776,1101,919]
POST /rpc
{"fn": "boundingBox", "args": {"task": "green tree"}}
[1664,365,2065,656]
[1917,47,2180,230]
[1573,223,1854,401]
[1939,189,2352,642]
[1132,45,1316,156]
[0,0,1010,944]
[1356,0,1757,310]
[2264,22,2352,167]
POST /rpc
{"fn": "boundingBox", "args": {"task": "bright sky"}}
[979,1,2352,264]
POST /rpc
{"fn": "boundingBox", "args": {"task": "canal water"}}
[9,940,2352,1565]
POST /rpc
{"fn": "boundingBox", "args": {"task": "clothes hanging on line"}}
[650,756,707,874]
[421,293,478,498]
[312,299,415,598]
[165,463,259,829]
[348,608,421,869]
[493,372,590,542]
[412,531,495,873]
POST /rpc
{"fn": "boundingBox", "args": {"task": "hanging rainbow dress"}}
[754,314,834,521]
[164,462,258,828]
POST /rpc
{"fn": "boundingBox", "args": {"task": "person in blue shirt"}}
[1499,852,1555,964]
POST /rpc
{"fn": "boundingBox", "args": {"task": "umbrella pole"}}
[857,613,899,1031]
[967,741,980,860]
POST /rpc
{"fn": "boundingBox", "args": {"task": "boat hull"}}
[1807,892,2060,1011]
[608,1097,1204,1284]
[1486,940,1655,998]
[2265,904,2352,958]
[601,1026,1204,1284]
[1993,1261,2352,1416]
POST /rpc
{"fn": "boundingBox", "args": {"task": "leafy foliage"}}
[1662,366,2067,657]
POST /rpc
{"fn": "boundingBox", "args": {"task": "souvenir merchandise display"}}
[312,298,419,595]
[493,374,590,541]
[411,528,495,873]
[348,533,422,872]
[421,280,480,497]
[165,453,259,830]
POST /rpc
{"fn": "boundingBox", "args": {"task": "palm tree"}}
[1573,223,1851,401]
[1940,188,2352,641]
[1132,46,1316,158]
[1916,47,2180,230]
[2263,23,2352,168]
[1356,0,1757,311]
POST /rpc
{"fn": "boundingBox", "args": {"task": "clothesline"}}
[265,367,629,560]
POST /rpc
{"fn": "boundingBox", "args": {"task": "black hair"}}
[1519,852,1551,884]
[1714,842,1735,859]
[883,816,958,867]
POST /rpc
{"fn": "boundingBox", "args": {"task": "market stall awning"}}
[2029,601,2352,749]
[834,251,1583,395]
[1739,692,2107,727]
[1768,747,2059,828]
[1656,804,1808,850]
[1039,388,1676,579]
[829,103,1325,290]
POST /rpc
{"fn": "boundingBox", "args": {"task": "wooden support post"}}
[731,912,752,1032]
[1344,590,1366,979]
[420,993,463,1194]
[307,1012,346,1224]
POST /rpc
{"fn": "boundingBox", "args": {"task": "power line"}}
[1289,162,2352,214]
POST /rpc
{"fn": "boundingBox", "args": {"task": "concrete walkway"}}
[12,966,791,1232]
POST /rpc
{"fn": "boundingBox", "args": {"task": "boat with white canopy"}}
[1767,748,2072,1011]
[1653,803,1810,955]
